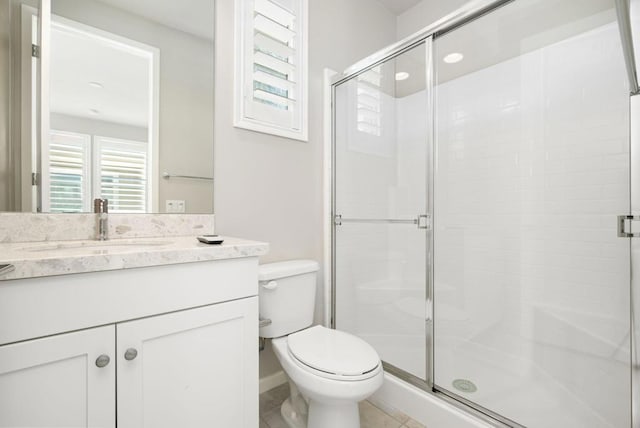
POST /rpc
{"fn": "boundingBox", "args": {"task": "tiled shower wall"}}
[434,21,630,426]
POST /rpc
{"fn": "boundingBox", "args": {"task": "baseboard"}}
[259,370,288,394]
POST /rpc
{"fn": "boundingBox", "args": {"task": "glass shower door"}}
[432,0,631,426]
[333,41,431,380]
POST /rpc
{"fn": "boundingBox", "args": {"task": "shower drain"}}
[452,378,478,393]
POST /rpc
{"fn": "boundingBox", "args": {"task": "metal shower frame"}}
[329,0,640,426]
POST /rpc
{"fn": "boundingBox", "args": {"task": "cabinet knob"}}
[124,348,138,361]
[95,354,110,368]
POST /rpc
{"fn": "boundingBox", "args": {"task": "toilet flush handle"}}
[261,280,278,290]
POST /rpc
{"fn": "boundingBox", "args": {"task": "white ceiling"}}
[377,0,422,16]
[50,24,150,127]
[368,0,618,98]
[435,0,616,84]
[97,0,215,41]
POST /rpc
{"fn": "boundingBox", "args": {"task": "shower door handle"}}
[618,215,640,237]
[417,214,430,229]
[334,214,431,229]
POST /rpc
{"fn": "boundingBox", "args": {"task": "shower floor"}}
[359,329,626,426]
[344,289,629,426]
[433,332,626,428]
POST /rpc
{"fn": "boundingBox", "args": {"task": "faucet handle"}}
[93,198,109,213]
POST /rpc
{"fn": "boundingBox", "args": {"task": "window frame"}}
[233,0,309,142]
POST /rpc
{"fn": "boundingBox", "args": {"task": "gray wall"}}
[214,0,398,379]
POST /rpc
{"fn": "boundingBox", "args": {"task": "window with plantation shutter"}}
[44,131,151,213]
[94,136,149,213]
[47,131,91,213]
[235,0,308,141]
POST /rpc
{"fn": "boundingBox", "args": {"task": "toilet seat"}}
[286,326,380,381]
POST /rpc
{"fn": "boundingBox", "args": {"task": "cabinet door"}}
[117,297,258,428]
[0,325,116,428]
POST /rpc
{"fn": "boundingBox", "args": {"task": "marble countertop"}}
[0,236,268,281]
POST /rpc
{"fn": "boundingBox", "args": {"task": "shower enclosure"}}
[331,0,639,426]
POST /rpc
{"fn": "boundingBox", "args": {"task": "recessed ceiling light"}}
[443,53,464,64]
[88,81,104,89]
[89,108,100,115]
[395,71,410,81]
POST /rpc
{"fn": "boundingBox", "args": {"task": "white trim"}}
[150,52,160,213]
[323,68,337,327]
[50,15,158,59]
[38,0,51,212]
[20,5,39,212]
[371,373,492,428]
[233,0,309,142]
[259,370,288,394]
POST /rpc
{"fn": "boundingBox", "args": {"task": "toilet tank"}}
[259,260,319,338]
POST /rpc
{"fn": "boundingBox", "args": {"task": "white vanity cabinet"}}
[117,298,257,428]
[0,326,116,428]
[0,257,260,428]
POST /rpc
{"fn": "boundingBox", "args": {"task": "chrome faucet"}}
[94,198,109,241]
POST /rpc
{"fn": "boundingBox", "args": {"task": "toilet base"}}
[280,396,361,428]
[281,398,307,428]
[307,400,360,428]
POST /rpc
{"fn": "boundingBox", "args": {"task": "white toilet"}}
[259,260,383,428]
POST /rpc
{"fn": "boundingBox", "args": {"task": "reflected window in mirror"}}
[46,130,150,213]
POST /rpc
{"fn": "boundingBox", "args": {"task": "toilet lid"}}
[287,326,380,377]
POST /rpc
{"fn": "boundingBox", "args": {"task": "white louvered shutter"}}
[357,66,382,137]
[48,131,91,213]
[236,0,308,140]
[94,137,149,213]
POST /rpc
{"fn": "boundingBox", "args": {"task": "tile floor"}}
[259,383,426,428]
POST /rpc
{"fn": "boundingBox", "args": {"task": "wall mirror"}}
[0,0,215,214]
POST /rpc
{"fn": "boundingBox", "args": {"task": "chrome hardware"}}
[259,337,267,352]
[95,354,110,368]
[124,348,138,361]
[334,214,431,230]
[31,44,40,58]
[417,214,431,229]
[259,318,272,328]
[618,215,640,237]
[615,0,640,95]
[0,264,15,276]
[94,198,109,241]
[162,172,213,181]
